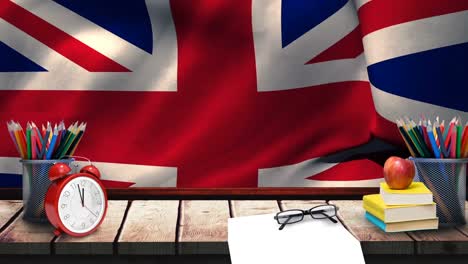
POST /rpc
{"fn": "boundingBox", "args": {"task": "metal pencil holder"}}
[409,157,467,226]
[20,159,73,222]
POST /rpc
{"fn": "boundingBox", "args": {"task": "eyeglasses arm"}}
[279,216,293,230]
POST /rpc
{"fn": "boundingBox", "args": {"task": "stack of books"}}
[363,182,438,232]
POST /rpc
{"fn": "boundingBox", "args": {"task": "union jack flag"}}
[0,0,467,188]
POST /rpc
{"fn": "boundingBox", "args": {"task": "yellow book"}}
[363,194,436,223]
[380,182,433,205]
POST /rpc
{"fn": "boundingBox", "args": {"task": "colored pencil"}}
[14,123,26,159]
[444,118,456,149]
[69,123,86,156]
[396,116,468,160]
[46,126,59,160]
[456,123,462,158]
[6,121,87,160]
[26,123,32,160]
[31,128,37,159]
[436,126,449,158]
[427,126,441,158]
[396,120,417,157]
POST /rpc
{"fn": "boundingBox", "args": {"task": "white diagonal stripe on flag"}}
[371,85,468,122]
[363,10,468,66]
[282,0,358,62]
[0,157,177,187]
[258,157,383,187]
[0,0,178,92]
[353,0,371,10]
[12,0,149,70]
[252,0,367,92]
[0,19,84,72]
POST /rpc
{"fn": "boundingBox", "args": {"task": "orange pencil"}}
[15,123,27,159]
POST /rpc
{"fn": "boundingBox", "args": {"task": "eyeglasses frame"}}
[274,204,338,230]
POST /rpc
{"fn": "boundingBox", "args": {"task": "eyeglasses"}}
[274,204,338,230]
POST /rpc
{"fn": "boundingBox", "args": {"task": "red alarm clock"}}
[45,159,108,237]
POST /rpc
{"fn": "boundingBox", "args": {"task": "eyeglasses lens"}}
[276,210,304,224]
[310,205,336,219]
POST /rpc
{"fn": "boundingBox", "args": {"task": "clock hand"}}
[84,205,98,218]
[82,188,85,207]
[78,184,84,207]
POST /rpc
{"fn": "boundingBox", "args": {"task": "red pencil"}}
[461,122,468,153]
[450,124,457,158]
[444,118,456,149]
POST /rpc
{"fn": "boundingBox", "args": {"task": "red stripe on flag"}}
[101,180,135,189]
[0,0,130,72]
[372,112,406,147]
[307,26,363,64]
[358,0,468,37]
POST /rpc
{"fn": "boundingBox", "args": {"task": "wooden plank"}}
[330,200,414,255]
[455,201,468,237]
[54,201,128,255]
[118,200,179,255]
[0,212,54,254]
[0,201,22,230]
[409,228,468,254]
[230,200,279,217]
[178,200,229,255]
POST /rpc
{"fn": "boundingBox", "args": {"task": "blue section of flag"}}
[53,0,153,54]
[0,174,21,188]
[281,0,347,48]
[0,42,46,72]
[368,42,468,112]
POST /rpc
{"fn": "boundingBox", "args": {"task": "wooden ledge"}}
[0,200,466,255]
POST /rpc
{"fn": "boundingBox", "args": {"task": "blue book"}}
[365,212,438,233]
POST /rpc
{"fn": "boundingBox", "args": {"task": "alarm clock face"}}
[57,176,106,234]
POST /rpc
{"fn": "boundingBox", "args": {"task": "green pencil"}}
[456,124,462,158]
[26,123,31,160]
[410,122,431,158]
[58,128,78,159]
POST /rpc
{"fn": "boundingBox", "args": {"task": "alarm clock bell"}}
[49,163,72,181]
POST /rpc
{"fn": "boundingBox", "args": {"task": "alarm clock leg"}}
[53,228,62,236]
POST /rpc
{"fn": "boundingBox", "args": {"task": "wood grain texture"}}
[330,200,414,255]
[409,228,468,254]
[0,201,22,231]
[54,201,128,255]
[230,200,279,217]
[118,200,179,255]
[178,200,229,255]
[0,212,54,254]
[455,201,468,237]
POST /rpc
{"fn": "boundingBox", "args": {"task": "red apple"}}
[383,156,415,189]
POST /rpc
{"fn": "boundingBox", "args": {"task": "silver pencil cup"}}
[409,157,467,226]
[21,159,73,222]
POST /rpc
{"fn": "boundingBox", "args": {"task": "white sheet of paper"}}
[228,213,365,264]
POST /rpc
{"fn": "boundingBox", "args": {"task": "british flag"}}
[0,0,467,188]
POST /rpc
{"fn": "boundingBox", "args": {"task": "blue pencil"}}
[427,126,441,158]
[436,127,449,158]
[40,124,51,159]
[46,127,58,160]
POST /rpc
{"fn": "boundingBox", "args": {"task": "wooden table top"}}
[0,200,466,255]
